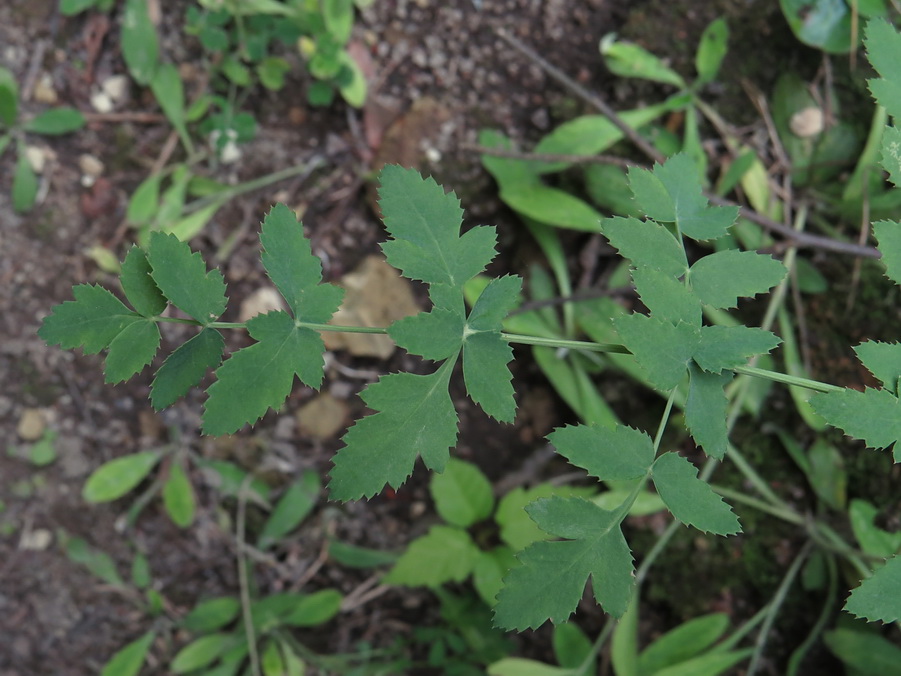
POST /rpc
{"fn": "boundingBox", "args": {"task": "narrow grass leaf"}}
[685,364,732,460]
[12,148,38,212]
[638,612,730,675]
[122,0,158,85]
[0,66,18,126]
[258,471,321,549]
[150,328,224,409]
[83,451,161,503]
[431,458,495,528]
[548,424,655,481]
[614,314,699,391]
[147,232,227,324]
[330,363,458,500]
[464,275,521,421]
[601,217,687,277]
[120,246,166,317]
[149,64,188,145]
[260,203,344,321]
[182,597,241,633]
[652,452,740,535]
[494,496,634,629]
[162,463,195,528]
[171,634,235,674]
[203,311,328,435]
[693,325,782,373]
[487,658,570,675]
[24,107,85,135]
[100,631,155,676]
[283,589,343,626]
[65,536,124,586]
[810,387,901,457]
[384,525,479,586]
[824,628,901,673]
[695,18,729,84]
[689,250,786,308]
[38,284,139,354]
[844,555,901,623]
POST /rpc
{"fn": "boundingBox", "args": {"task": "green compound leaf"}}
[694,325,782,373]
[38,284,140,354]
[865,18,901,119]
[685,364,732,460]
[601,217,688,277]
[873,220,901,286]
[104,318,160,383]
[120,246,167,317]
[652,452,741,535]
[203,311,328,435]
[810,388,901,459]
[632,266,701,328]
[147,232,227,324]
[378,165,497,287]
[431,458,495,528]
[384,525,480,587]
[150,328,224,409]
[548,424,655,481]
[494,496,634,629]
[614,314,699,391]
[464,275,522,422]
[627,154,739,240]
[854,341,901,391]
[330,361,458,500]
[689,250,786,309]
[260,203,344,322]
[389,308,464,360]
[845,555,901,623]
[83,450,162,503]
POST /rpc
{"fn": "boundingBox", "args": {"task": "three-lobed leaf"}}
[601,217,688,277]
[494,496,634,629]
[689,250,786,309]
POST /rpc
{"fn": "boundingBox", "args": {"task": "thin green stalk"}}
[710,484,804,525]
[786,553,837,676]
[747,541,813,676]
[237,476,262,676]
[576,617,616,675]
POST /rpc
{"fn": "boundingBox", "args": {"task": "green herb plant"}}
[0,66,86,212]
[39,19,901,674]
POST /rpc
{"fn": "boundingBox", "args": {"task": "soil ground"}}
[2,1,897,675]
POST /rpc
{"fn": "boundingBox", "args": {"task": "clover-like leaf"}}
[329,361,458,500]
[120,246,167,318]
[463,275,522,422]
[203,311,329,435]
[431,458,495,528]
[810,387,901,460]
[384,525,480,587]
[845,555,901,623]
[548,424,655,482]
[150,328,224,409]
[854,341,901,392]
[614,314,699,391]
[652,452,741,535]
[689,250,786,309]
[685,364,732,460]
[378,165,497,288]
[147,232,227,324]
[873,220,901,286]
[693,325,782,373]
[628,154,739,240]
[601,217,688,277]
[494,496,634,629]
[632,266,701,328]
[260,203,344,322]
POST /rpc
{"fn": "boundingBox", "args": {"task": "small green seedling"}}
[0,66,85,212]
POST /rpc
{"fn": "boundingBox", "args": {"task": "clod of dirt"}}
[296,393,350,441]
[16,408,46,441]
[323,255,420,358]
